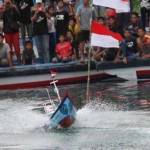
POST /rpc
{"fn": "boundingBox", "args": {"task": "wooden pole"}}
[86,46,92,103]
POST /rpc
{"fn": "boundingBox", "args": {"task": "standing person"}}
[67,0,76,17]
[140,0,150,30]
[55,0,69,40]
[46,5,56,61]
[76,0,96,61]
[117,0,133,28]
[31,2,49,63]
[16,0,33,46]
[2,0,21,64]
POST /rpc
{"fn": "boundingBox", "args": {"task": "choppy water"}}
[0,82,150,150]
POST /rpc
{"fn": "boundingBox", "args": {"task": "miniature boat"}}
[50,96,76,128]
[43,74,77,129]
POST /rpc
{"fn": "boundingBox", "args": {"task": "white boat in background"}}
[106,66,150,82]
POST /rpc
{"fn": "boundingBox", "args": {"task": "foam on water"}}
[1,98,150,134]
[0,99,49,134]
[74,101,150,132]
[0,96,150,150]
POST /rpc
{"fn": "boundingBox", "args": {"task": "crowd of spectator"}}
[0,0,149,67]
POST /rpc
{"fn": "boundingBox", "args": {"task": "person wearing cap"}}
[120,28,138,64]
[0,33,12,67]
[105,8,117,18]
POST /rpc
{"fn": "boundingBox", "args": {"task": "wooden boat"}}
[0,71,126,90]
[0,59,150,90]
[44,77,76,128]
[50,96,76,128]
[96,59,150,82]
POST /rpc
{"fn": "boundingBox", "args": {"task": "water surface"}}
[0,82,150,149]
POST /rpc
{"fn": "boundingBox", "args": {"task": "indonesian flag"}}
[91,21,123,48]
[50,69,57,77]
[93,0,130,13]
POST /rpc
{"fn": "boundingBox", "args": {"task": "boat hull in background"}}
[136,69,150,83]
[0,71,126,90]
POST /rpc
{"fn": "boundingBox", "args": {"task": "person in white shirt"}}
[46,5,56,61]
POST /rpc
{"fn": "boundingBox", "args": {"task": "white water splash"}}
[74,101,150,131]
[0,99,49,134]
[0,99,150,149]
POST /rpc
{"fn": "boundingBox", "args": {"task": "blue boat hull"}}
[50,96,77,128]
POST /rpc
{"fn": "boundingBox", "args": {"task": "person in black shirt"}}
[121,28,138,64]
[2,0,21,64]
[107,16,123,36]
[117,0,133,28]
[16,0,33,46]
[140,0,150,30]
[55,0,69,41]
[22,40,35,65]
[127,12,141,38]
[31,2,49,63]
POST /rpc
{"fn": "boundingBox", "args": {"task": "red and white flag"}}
[50,69,57,77]
[91,21,123,48]
[93,0,130,13]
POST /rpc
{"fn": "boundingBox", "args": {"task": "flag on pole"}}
[50,69,57,77]
[91,21,123,48]
[93,0,130,13]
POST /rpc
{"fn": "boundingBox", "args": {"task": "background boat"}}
[0,59,150,90]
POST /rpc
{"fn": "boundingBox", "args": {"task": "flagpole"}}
[86,0,129,102]
[86,45,92,103]
[86,1,93,103]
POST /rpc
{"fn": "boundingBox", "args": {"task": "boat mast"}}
[45,88,57,108]
[49,71,61,103]
[50,80,61,103]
